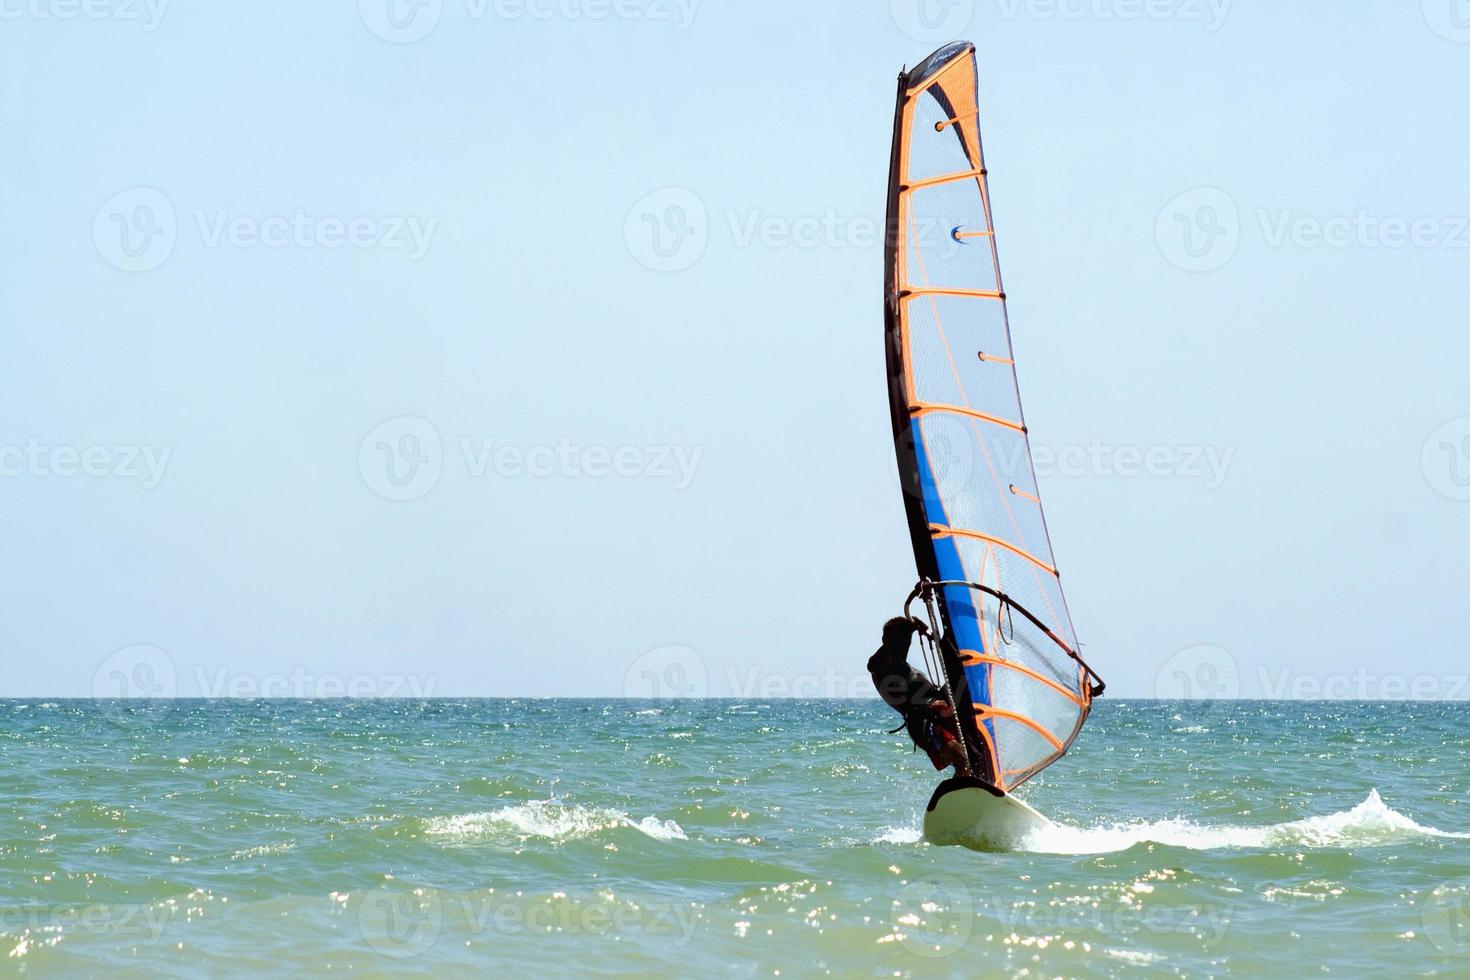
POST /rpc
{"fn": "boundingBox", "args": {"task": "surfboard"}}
[922,776,1052,850]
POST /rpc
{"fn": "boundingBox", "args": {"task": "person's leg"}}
[927,720,973,778]
[936,739,972,778]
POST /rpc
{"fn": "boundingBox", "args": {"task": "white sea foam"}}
[423,800,687,844]
[1021,790,1469,855]
[873,825,924,845]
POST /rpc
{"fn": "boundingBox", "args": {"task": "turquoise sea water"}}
[2,699,1467,976]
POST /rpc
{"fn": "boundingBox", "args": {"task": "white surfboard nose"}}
[923,783,1053,851]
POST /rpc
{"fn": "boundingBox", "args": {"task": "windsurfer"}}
[867,616,975,779]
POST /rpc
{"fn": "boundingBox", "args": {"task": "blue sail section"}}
[911,421,995,749]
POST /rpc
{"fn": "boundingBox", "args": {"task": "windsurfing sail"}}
[884,41,1103,793]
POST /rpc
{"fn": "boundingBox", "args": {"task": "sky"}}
[1,0,1467,700]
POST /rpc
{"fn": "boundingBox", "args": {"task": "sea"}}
[1,699,1467,977]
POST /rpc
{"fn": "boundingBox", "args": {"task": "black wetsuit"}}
[868,626,993,782]
[867,631,951,754]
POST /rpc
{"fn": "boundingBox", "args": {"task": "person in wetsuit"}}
[867,616,975,778]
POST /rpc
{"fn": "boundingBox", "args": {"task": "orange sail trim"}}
[908,401,1025,433]
[968,713,1003,791]
[899,287,1004,300]
[972,704,1065,751]
[927,524,1060,577]
[934,108,981,132]
[959,653,1087,708]
[1009,483,1040,504]
[901,168,987,192]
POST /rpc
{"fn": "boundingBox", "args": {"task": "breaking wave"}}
[421,801,688,844]
[1022,790,1468,854]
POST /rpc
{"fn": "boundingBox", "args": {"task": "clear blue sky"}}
[2,1,1467,698]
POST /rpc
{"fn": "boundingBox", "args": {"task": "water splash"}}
[1021,790,1468,854]
[422,801,688,844]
